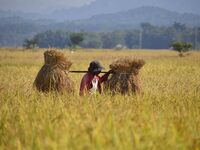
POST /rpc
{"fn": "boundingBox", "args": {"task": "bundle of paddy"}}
[105,58,145,95]
[34,49,74,93]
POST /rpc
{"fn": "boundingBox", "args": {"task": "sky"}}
[0,0,200,15]
[0,0,94,12]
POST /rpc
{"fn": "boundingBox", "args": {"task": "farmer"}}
[80,60,113,95]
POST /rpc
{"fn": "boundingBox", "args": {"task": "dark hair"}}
[88,61,104,73]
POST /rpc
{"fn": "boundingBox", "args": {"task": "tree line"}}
[24,22,200,49]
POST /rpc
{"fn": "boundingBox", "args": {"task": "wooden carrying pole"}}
[69,71,108,73]
[68,71,132,75]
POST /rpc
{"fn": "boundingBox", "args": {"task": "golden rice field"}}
[0,48,200,150]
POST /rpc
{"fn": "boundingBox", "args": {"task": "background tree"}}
[70,33,84,49]
[125,31,139,48]
[80,32,102,48]
[33,30,70,48]
[172,42,192,57]
[21,23,199,49]
[23,38,37,49]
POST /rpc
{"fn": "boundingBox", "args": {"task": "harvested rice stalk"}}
[105,57,145,95]
[34,49,74,93]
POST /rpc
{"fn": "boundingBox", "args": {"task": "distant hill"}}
[51,0,200,21]
[56,6,200,31]
[0,16,55,47]
[0,10,45,20]
[0,6,200,47]
[1,0,199,21]
[1,6,200,34]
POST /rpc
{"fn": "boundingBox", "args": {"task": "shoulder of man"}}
[83,73,94,82]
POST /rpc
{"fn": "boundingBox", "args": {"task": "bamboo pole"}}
[68,71,131,75]
[69,71,108,73]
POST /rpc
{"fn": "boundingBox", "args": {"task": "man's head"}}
[88,60,105,75]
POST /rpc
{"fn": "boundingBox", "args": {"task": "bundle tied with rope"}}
[105,58,145,94]
[34,49,74,93]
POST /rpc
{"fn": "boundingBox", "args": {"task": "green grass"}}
[0,48,200,150]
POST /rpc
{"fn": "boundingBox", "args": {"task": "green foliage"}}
[14,23,200,49]
[80,33,103,48]
[33,30,71,48]
[172,42,192,56]
[23,38,37,49]
[70,33,84,48]
[125,31,139,48]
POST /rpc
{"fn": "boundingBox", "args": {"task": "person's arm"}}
[99,70,114,83]
[79,75,88,96]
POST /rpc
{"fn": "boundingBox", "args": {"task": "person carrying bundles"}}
[80,60,113,96]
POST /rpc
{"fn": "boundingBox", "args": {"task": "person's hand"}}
[108,69,115,74]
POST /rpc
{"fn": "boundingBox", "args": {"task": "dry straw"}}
[105,57,145,95]
[34,49,74,93]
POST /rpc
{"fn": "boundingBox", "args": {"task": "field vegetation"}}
[0,48,200,149]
